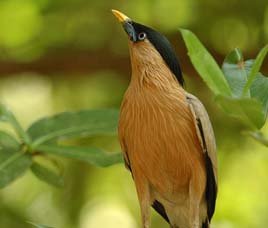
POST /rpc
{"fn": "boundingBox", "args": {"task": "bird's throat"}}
[128,40,180,90]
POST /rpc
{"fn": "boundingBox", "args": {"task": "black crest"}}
[132,22,184,86]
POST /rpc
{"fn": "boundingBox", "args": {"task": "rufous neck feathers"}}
[128,40,180,90]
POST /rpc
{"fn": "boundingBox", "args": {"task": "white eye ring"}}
[138,32,146,40]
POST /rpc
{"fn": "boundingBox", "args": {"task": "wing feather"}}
[186,92,218,220]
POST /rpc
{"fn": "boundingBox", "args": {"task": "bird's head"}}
[112,9,183,86]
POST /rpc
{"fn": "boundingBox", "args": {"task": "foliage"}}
[1,28,267,190]
[0,104,122,189]
[0,0,267,227]
[181,29,268,145]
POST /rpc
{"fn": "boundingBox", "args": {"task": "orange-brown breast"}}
[118,40,206,199]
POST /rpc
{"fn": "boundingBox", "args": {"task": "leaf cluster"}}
[181,29,268,145]
[0,106,122,189]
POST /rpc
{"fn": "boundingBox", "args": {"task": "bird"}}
[112,9,217,228]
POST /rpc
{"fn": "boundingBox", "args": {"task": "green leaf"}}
[0,148,32,188]
[249,73,268,119]
[0,131,31,188]
[243,45,268,95]
[180,29,232,96]
[244,60,268,119]
[216,95,265,129]
[0,104,31,144]
[35,144,123,167]
[222,48,249,97]
[27,109,119,148]
[0,131,20,150]
[31,162,64,188]
[27,221,54,228]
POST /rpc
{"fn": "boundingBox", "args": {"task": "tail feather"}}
[152,200,170,223]
[202,218,210,228]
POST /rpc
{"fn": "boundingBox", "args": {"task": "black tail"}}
[152,200,170,223]
[202,218,210,228]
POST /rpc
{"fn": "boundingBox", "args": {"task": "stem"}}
[243,131,268,147]
[8,113,31,145]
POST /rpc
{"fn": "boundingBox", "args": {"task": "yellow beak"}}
[111,9,131,23]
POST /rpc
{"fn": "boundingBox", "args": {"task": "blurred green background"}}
[1,0,268,227]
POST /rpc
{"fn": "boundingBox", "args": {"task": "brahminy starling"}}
[112,10,217,228]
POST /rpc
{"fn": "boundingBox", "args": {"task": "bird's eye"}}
[138,32,146,40]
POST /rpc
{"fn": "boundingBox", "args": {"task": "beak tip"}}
[111,9,130,23]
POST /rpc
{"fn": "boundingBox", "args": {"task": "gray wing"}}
[186,92,218,220]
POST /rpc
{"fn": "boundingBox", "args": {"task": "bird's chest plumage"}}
[119,84,204,196]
